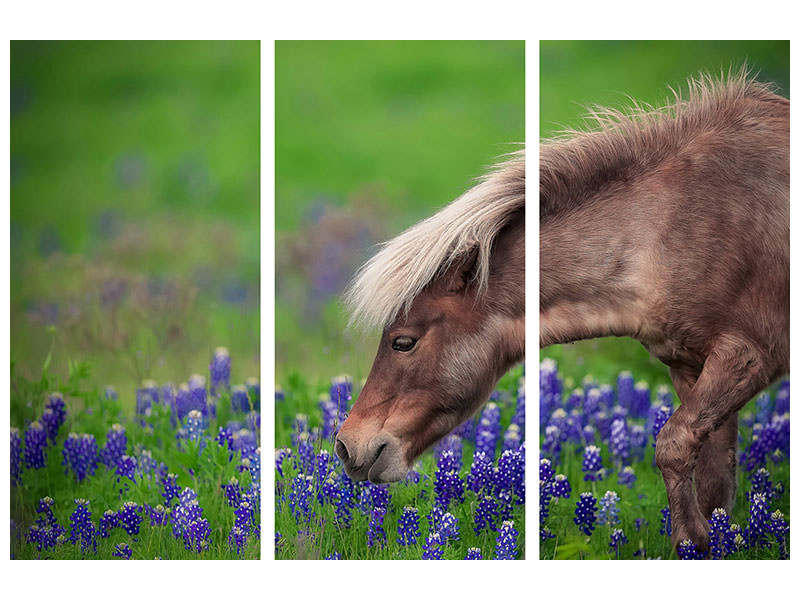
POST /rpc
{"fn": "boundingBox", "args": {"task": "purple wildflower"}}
[209,347,231,395]
[617,466,636,488]
[113,542,132,559]
[597,490,620,526]
[98,510,118,538]
[62,432,99,481]
[118,501,143,538]
[421,532,444,560]
[582,445,603,482]
[231,385,250,412]
[69,498,97,555]
[101,424,127,468]
[467,451,493,494]
[11,428,22,485]
[609,528,628,556]
[574,492,597,536]
[397,506,420,546]
[746,492,771,548]
[494,520,519,559]
[465,547,483,560]
[659,506,672,536]
[43,393,66,442]
[708,508,734,559]
[24,421,47,469]
[769,510,789,559]
[367,508,387,549]
[677,539,704,559]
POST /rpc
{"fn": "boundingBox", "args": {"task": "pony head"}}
[335,153,525,483]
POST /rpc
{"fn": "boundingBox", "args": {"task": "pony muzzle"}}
[334,430,408,483]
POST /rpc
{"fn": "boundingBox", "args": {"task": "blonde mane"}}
[345,151,525,330]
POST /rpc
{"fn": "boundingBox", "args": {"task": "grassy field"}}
[11,41,260,405]
[275,40,524,383]
[275,367,524,560]
[539,40,790,559]
[10,41,260,560]
[11,350,261,559]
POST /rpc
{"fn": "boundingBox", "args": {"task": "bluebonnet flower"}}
[105,386,118,401]
[617,466,636,488]
[433,450,464,509]
[769,510,788,560]
[118,501,143,538]
[435,434,463,469]
[62,432,99,481]
[397,506,420,546]
[551,474,571,498]
[582,445,603,481]
[329,375,351,415]
[113,542,132,559]
[275,447,292,478]
[495,448,525,505]
[229,501,253,555]
[231,385,250,412]
[175,383,193,421]
[475,494,499,535]
[136,379,159,415]
[187,374,209,417]
[367,508,387,548]
[677,539,704,559]
[98,510,118,538]
[162,472,181,507]
[749,467,783,502]
[145,504,169,527]
[475,402,501,460]
[708,508,734,559]
[608,417,630,466]
[466,451,493,494]
[115,454,137,494]
[24,421,47,469]
[565,388,584,411]
[27,496,65,553]
[609,528,628,555]
[101,424,127,468]
[632,381,651,419]
[11,428,22,486]
[542,425,561,461]
[652,404,672,448]
[324,551,342,560]
[659,506,671,536]
[465,547,483,560]
[574,492,597,536]
[222,476,243,507]
[422,532,444,559]
[617,371,634,411]
[438,512,461,543]
[288,474,314,525]
[43,392,66,443]
[209,347,231,395]
[494,520,519,559]
[69,498,97,555]
[775,383,789,415]
[540,358,563,417]
[746,492,771,549]
[596,490,620,526]
[185,409,206,442]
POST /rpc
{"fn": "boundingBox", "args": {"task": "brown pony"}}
[540,71,789,553]
[335,152,525,483]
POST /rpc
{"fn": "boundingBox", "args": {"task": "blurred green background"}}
[10,41,260,407]
[539,40,789,389]
[276,40,524,384]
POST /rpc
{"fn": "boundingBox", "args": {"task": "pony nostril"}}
[374,443,387,462]
[335,439,350,464]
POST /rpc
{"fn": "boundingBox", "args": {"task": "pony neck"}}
[539,181,655,347]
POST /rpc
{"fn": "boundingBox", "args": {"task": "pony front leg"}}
[656,339,769,556]
[695,413,738,518]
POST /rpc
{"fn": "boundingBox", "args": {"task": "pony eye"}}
[391,336,417,352]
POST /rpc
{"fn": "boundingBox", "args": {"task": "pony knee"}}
[655,417,701,478]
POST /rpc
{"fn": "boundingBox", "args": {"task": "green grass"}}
[10,353,260,560]
[11,40,259,396]
[274,367,525,560]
